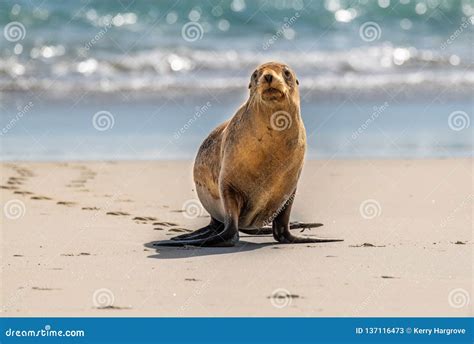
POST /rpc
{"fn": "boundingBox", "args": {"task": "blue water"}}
[0,0,472,160]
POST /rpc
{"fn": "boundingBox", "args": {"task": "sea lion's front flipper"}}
[169,218,224,241]
[154,206,240,248]
[153,225,237,247]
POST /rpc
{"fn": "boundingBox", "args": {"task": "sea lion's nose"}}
[263,74,273,83]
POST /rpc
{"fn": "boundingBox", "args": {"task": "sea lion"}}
[157,62,342,247]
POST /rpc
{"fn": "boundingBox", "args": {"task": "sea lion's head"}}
[248,62,300,105]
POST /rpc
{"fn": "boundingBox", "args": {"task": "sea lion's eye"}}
[283,70,291,79]
[249,71,258,88]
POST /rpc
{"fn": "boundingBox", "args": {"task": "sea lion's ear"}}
[296,79,299,85]
[248,83,251,89]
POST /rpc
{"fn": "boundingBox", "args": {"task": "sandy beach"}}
[1,159,472,316]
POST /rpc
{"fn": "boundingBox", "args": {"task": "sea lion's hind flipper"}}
[278,235,344,244]
[290,222,324,230]
[275,224,343,243]
[276,225,343,244]
[239,222,324,236]
[272,193,343,244]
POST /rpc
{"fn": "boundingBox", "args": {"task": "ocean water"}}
[0,0,472,160]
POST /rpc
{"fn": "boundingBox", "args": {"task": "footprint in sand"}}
[13,166,34,177]
[57,201,76,206]
[66,182,85,187]
[153,222,178,227]
[82,207,100,211]
[66,164,95,190]
[96,305,131,310]
[7,177,27,185]
[66,179,86,189]
[133,216,157,221]
[267,293,301,301]
[106,211,130,216]
[169,228,192,233]
[0,185,19,190]
[349,243,386,248]
[81,173,96,179]
[32,286,61,291]
[60,252,92,256]
[31,196,52,200]
[13,191,33,195]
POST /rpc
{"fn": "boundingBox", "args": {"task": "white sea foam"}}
[1,45,472,96]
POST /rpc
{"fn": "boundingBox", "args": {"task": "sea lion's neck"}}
[245,94,302,131]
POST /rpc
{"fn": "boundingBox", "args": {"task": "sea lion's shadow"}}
[144,238,276,259]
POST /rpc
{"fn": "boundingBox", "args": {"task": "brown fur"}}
[193,62,306,229]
